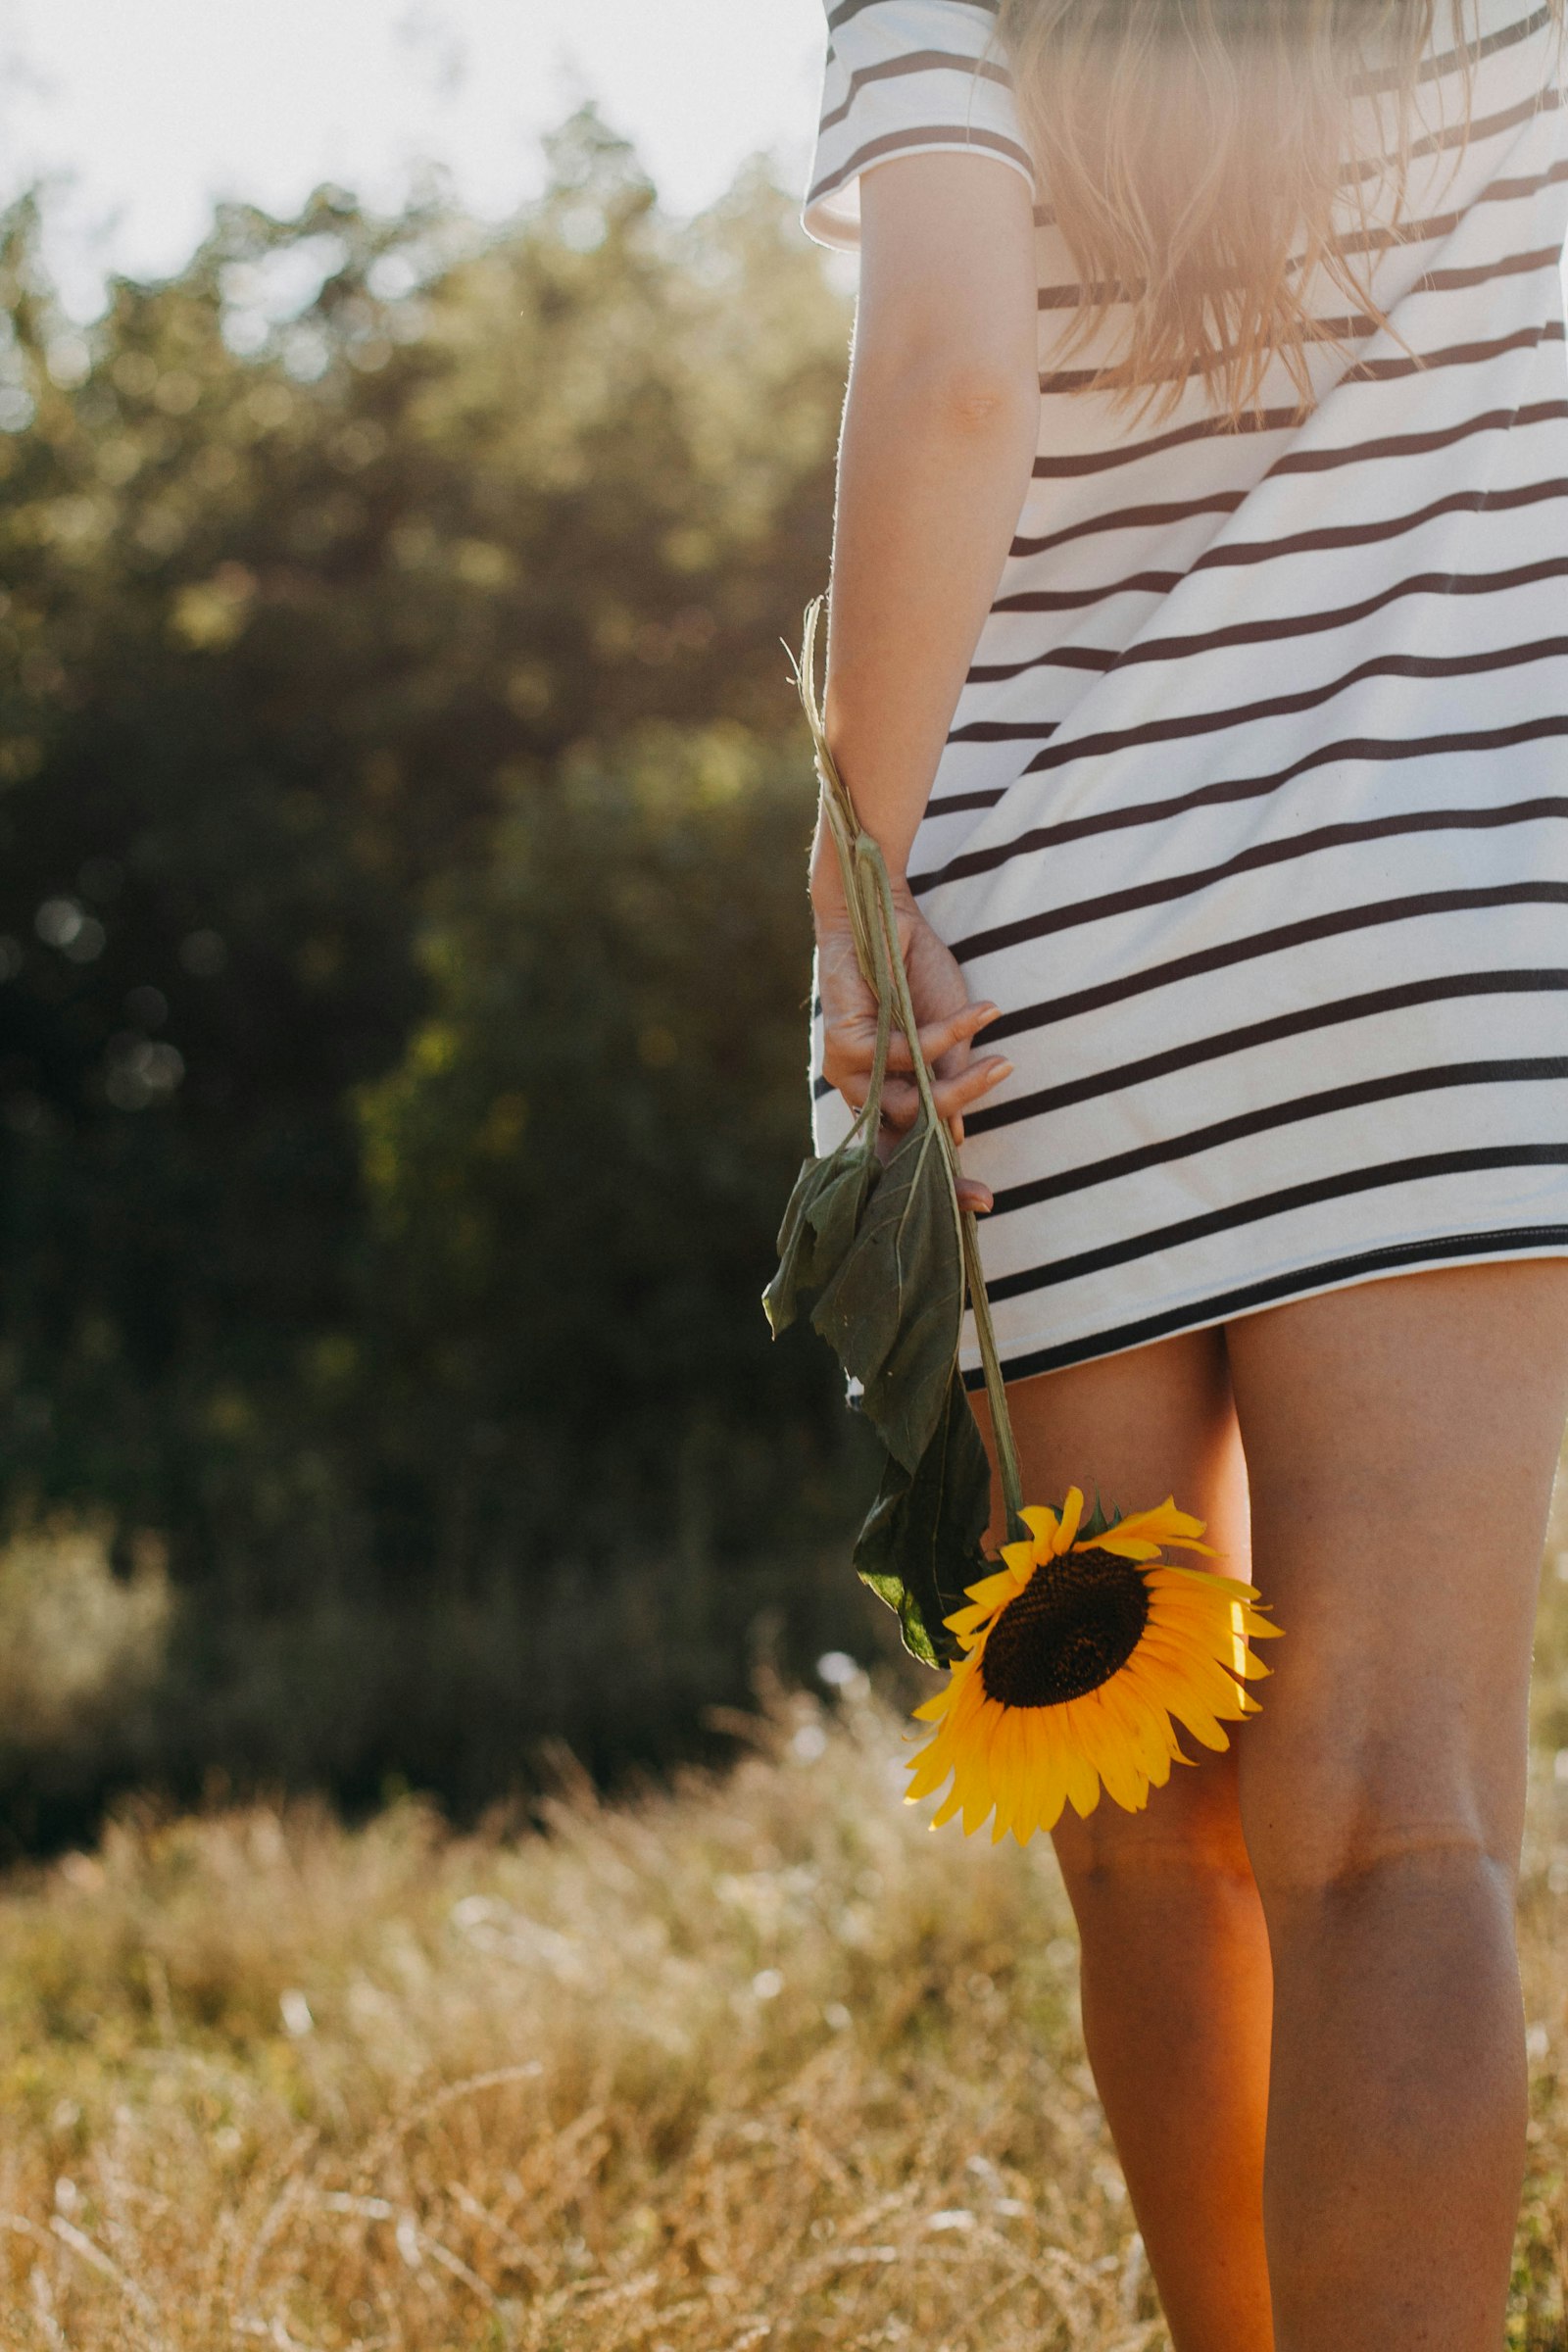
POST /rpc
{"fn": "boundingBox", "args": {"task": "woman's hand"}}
[811,843,1011,1215]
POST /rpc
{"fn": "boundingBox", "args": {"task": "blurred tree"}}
[0,117,872,1831]
[356,724,846,1573]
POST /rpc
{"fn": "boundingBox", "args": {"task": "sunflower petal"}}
[911,1688,955,1723]
[1105,1497,1210,1549]
[1056,1702,1104,1818]
[955,1567,1024,1617]
[1080,1690,1148,1813]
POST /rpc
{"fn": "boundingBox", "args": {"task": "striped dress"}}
[805,0,1568,1384]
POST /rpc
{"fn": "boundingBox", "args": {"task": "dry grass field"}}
[5,1591,1568,2348]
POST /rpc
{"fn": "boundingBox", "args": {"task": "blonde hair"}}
[997,0,1489,418]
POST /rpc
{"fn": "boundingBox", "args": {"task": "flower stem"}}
[960,1209,1026,1539]
[796,596,1031,1550]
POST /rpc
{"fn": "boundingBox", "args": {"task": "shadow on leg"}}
[978,1329,1275,2352]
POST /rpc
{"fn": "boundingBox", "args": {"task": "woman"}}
[802,0,1568,2341]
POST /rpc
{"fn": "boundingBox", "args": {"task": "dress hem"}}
[959,1222,1568,1388]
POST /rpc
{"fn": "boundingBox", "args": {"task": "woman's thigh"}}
[976,1326,1255,1874]
[1224,1259,1568,1893]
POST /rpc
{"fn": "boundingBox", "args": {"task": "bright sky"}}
[1,0,829,316]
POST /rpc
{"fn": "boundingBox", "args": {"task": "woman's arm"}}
[812,150,1041,1195]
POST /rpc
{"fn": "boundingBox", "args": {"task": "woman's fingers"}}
[881,1000,999,1073]
[871,1054,1012,1130]
[816,900,1005,1211]
[824,999,998,1092]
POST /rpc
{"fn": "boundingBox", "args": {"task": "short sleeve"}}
[803,0,1039,251]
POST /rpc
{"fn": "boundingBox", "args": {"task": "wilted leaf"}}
[853,1373,991,1667]
[810,1120,963,1472]
[762,1141,879,1338]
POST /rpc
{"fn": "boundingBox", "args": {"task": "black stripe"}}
[1338,317,1566,385]
[1407,240,1568,291]
[1013,343,1561,562]
[1196,471,1568,571]
[949,718,1060,746]
[1069,554,1568,678]
[1039,277,1129,312]
[1031,326,1327,398]
[1345,82,1559,181]
[1039,301,1565,401]
[1359,0,1554,89]
[1011,491,1248,561]
[808,956,1568,1104]
[1010,639,1568,784]
[964,1225,1568,1384]
[986,1146,1568,1307]
[1033,159,1568,315]
[1031,406,1301,482]
[972,881,1568,1044]
[1027,392,1568,490]
[1259,397,1568,474]
[991,1057,1568,1217]
[808,122,1037,208]
[1044,306,1568,397]
[1337,159,1568,256]
[992,477,1568,622]
[818,47,1012,136]
[924,640,1568,819]
[972,536,1568,686]
[969,643,1119,684]
[966,969,1568,1135]
[994,569,1183,614]
[949,785,1568,962]
[1271,397,1568,484]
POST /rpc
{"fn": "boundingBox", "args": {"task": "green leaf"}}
[853,1372,992,1667]
[1078,1492,1111,1543]
[810,1120,963,1473]
[761,1142,879,1339]
[808,1139,881,1267]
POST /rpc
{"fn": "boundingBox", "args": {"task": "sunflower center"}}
[978,1546,1152,1708]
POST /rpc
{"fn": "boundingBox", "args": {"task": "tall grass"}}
[3,1661,1568,2347]
[0,1519,893,1849]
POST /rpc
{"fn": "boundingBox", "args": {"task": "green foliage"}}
[0,115,873,1834]
[354,724,846,1563]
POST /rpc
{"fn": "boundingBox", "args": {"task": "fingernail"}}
[988,1059,1013,1082]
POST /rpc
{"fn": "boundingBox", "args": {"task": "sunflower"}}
[906,1488,1280,1844]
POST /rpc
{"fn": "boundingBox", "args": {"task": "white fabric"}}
[806,0,1036,246]
[805,0,1568,1380]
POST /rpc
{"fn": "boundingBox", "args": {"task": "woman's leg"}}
[976,1331,1276,2351]
[1227,1259,1568,2351]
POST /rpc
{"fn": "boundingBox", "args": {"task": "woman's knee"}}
[1238,1717,1523,1920]
[1222,1269,1565,1919]
[1054,1746,1255,1898]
